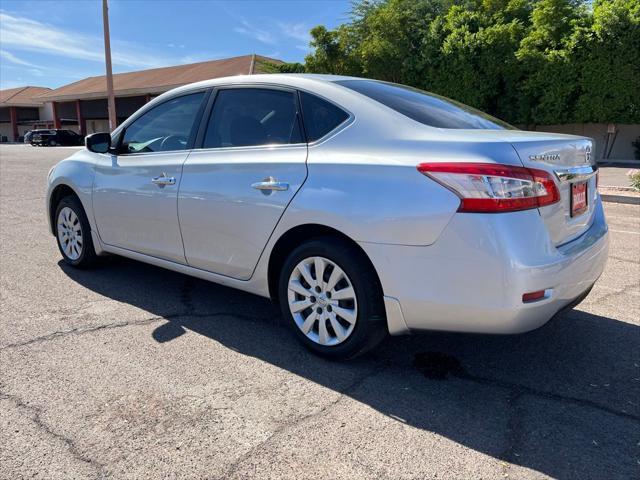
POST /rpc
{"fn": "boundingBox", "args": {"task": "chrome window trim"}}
[191,82,354,151]
[112,88,210,155]
[295,87,354,146]
[112,81,355,154]
[194,143,308,154]
[196,83,306,151]
[106,150,195,159]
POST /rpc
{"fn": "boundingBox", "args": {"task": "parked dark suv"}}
[31,129,83,146]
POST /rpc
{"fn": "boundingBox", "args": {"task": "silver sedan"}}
[46,74,609,359]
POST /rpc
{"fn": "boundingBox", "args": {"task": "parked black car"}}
[31,129,83,146]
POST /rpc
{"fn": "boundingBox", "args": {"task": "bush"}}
[627,169,640,191]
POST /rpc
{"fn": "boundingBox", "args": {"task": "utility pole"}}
[102,0,117,132]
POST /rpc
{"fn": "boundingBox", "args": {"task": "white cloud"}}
[0,49,38,67]
[0,12,165,69]
[179,52,227,64]
[277,21,311,43]
[234,20,276,45]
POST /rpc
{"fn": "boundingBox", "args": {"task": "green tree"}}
[301,0,640,125]
[260,61,306,73]
[420,1,530,119]
[305,25,362,75]
[573,0,640,123]
[516,0,590,124]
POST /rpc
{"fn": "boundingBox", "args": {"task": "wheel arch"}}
[48,184,81,235]
[267,223,384,303]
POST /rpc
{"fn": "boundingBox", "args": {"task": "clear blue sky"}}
[0,0,351,90]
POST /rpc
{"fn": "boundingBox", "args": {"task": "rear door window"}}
[299,92,349,142]
[203,88,303,148]
[335,79,513,130]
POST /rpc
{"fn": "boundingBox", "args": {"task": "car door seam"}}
[246,144,310,281]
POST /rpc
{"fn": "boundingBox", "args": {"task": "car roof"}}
[113,74,404,138]
[162,73,367,98]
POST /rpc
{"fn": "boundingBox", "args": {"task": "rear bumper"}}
[361,196,609,335]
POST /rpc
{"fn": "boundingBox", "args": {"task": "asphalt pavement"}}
[1,144,638,479]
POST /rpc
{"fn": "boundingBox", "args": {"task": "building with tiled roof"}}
[0,86,53,141]
[36,54,281,136]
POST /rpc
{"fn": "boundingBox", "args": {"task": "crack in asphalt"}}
[0,316,167,351]
[455,371,640,423]
[576,282,639,305]
[0,389,108,478]
[2,309,638,477]
[220,364,388,480]
[609,255,640,265]
[0,310,273,351]
[498,389,525,472]
[5,312,639,423]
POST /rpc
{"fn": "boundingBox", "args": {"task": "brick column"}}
[52,102,61,129]
[75,100,86,136]
[10,106,18,142]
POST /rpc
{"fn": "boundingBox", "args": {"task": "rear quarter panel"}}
[276,120,525,246]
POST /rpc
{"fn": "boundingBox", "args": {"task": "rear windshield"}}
[334,79,513,130]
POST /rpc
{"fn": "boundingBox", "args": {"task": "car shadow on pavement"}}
[59,257,640,480]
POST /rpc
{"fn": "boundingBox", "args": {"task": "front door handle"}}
[152,173,176,186]
[251,176,289,193]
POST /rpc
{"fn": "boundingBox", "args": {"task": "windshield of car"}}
[334,79,514,130]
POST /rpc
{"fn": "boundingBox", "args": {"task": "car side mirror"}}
[85,132,112,154]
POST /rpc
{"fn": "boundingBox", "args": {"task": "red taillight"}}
[417,162,560,213]
[522,290,546,303]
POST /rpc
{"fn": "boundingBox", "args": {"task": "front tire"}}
[278,237,387,359]
[55,196,97,268]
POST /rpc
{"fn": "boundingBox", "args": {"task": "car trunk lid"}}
[507,133,597,246]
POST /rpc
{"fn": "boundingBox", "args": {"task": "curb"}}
[598,160,640,167]
[600,193,640,205]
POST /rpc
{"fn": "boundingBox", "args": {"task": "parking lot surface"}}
[1,144,639,479]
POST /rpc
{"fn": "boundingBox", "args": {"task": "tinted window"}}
[203,88,302,148]
[299,92,349,142]
[122,92,205,153]
[335,80,513,130]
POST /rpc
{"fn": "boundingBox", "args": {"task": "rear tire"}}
[54,196,98,269]
[278,237,387,360]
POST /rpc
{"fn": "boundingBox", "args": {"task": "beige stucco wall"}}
[85,119,110,134]
[525,123,639,161]
[38,103,53,122]
[0,123,32,141]
[0,123,12,141]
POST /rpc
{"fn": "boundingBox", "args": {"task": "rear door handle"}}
[251,177,289,193]
[152,173,176,186]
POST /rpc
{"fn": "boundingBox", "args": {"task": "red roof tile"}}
[37,55,282,102]
[0,86,52,107]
